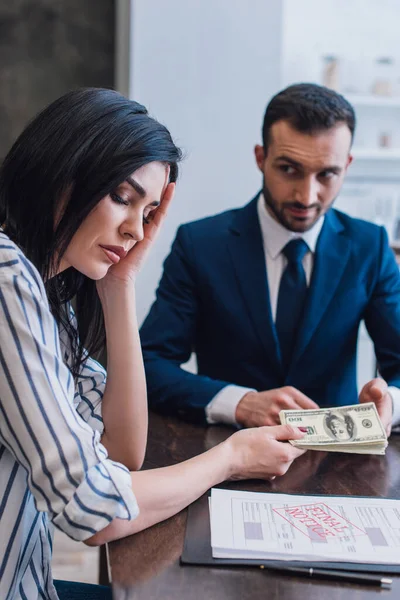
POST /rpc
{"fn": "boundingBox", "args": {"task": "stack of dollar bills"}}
[279,402,388,455]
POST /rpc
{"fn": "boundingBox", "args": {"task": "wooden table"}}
[109,412,400,599]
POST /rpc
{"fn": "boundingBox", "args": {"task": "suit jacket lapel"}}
[289,210,351,371]
[227,194,283,377]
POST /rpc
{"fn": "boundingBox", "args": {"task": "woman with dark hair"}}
[0,88,305,600]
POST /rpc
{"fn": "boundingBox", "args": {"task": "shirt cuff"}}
[205,385,255,426]
[388,386,400,430]
[53,453,139,541]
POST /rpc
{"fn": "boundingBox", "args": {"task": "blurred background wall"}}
[0,0,114,159]
[124,0,283,324]
[2,0,400,391]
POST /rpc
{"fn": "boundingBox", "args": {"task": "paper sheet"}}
[210,488,400,564]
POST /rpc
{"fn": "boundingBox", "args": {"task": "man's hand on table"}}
[359,378,393,436]
[235,386,319,428]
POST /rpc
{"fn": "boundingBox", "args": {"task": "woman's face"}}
[59,161,169,279]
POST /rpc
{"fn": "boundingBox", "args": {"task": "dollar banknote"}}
[279,402,388,455]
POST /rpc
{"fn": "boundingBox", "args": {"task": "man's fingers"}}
[276,397,308,412]
[290,388,319,409]
[359,380,392,435]
[266,424,306,442]
[369,386,385,401]
[361,378,388,402]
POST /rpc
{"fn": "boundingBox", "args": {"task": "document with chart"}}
[210,488,400,564]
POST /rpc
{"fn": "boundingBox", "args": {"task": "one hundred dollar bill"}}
[279,402,388,455]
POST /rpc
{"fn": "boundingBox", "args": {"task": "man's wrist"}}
[235,391,257,425]
[206,386,256,426]
[387,386,400,426]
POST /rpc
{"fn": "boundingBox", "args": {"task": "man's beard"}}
[262,179,331,233]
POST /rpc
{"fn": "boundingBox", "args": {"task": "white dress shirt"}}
[206,194,400,427]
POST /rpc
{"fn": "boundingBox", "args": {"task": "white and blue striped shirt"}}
[0,232,139,599]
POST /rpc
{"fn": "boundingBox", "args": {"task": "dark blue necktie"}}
[275,239,309,370]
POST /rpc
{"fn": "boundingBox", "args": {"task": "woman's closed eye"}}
[110,191,159,223]
[110,192,129,206]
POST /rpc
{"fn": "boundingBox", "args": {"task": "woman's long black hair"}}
[0,88,182,376]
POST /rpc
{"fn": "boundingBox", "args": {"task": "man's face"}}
[254,120,353,232]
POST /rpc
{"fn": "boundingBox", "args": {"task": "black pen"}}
[259,565,393,587]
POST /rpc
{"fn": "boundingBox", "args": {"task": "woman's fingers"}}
[266,424,306,442]
[144,182,175,235]
[154,182,175,222]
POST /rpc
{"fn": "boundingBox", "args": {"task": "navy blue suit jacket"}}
[140,195,400,422]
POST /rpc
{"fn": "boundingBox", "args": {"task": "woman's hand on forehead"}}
[97,181,176,290]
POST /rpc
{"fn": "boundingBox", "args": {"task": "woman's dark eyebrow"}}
[125,177,160,206]
[126,176,146,197]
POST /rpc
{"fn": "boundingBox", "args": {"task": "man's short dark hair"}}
[262,83,356,149]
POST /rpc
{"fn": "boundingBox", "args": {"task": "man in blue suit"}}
[140,83,400,434]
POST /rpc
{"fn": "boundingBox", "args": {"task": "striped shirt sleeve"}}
[0,265,139,541]
[74,354,106,434]
[59,304,106,432]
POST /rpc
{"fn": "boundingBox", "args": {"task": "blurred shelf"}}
[352,147,400,160]
[345,94,400,107]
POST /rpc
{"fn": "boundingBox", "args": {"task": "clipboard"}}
[180,492,400,574]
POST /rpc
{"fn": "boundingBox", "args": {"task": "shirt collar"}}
[257,192,325,259]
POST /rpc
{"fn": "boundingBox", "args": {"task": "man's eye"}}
[279,165,296,175]
[110,192,129,206]
[319,171,335,180]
